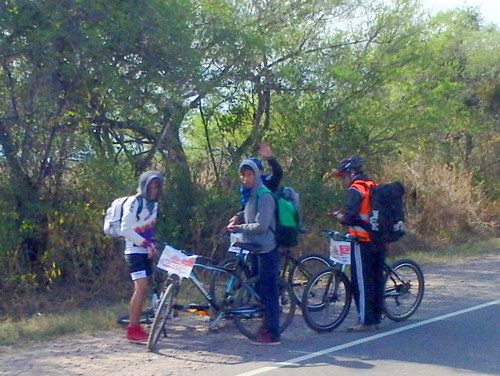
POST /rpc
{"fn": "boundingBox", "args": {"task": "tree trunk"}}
[157,104,197,245]
[0,120,49,269]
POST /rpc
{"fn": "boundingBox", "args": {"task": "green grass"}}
[394,237,500,265]
[0,303,128,349]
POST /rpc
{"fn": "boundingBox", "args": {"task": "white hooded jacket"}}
[121,170,164,255]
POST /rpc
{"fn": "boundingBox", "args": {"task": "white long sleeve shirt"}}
[120,196,159,255]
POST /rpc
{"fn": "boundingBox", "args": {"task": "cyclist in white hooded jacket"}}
[121,170,164,342]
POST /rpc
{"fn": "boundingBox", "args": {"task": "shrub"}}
[381,158,495,244]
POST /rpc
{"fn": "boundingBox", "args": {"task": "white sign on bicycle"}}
[227,233,249,254]
[157,245,197,278]
[329,239,351,265]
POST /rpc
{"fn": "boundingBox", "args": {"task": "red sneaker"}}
[126,325,149,342]
[251,332,281,346]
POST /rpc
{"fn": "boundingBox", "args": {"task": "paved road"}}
[203,255,500,376]
[210,301,499,376]
[1,254,498,376]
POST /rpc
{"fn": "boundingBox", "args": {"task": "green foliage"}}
[0,0,499,321]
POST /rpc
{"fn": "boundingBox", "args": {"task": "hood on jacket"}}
[137,170,164,201]
[239,159,264,195]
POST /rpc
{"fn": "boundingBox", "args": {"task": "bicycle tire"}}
[383,259,424,322]
[288,254,332,304]
[233,278,296,339]
[116,309,155,326]
[147,282,178,352]
[301,268,352,332]
[209,257,252,310]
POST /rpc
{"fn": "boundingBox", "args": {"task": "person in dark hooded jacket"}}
[121,170,164,342]
[227,159,281,345]
[331,157,385,332]
[252,141,283,193]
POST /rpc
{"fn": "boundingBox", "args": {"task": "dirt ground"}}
[1,253,499,376]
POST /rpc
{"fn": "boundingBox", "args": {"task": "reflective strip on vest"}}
[348,179,376,242]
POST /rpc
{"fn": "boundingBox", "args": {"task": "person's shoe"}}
[347,323,378,332]
[251,332,281,346]
[256,327,267,336]
[126,325,149,342]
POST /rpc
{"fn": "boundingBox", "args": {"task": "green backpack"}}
[257,186,300,248]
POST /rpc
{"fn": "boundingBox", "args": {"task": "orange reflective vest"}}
[348,179,376,242]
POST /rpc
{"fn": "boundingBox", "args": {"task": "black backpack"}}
[368,182,406,243]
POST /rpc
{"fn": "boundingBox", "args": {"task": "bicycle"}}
[147,242,296,351]
[301,230,425,332]
[116,266,165,326]
[212,233,332,305]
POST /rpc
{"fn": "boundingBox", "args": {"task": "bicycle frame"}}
[188,260,261,315]
[188,249,264,316]
[300,230,424,332]
[383,263,411,298]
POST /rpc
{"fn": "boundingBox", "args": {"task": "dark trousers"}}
[350,241,386,325]
[251,248,280,339]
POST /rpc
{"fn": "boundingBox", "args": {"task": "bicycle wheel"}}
[383,259,424,322]
[301,268,352,332]
[288,254,332,304]
[147,282,178,351]
[116,309,155,326]
[209,257,252,310]
[233,278,296,339]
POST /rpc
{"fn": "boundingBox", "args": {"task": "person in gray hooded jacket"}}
[121,170,164,342]
[227,159,281,345]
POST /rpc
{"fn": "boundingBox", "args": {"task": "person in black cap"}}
[331,157,386,332]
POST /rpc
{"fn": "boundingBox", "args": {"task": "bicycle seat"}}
[232,242,261,253]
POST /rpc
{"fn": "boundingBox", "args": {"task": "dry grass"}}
[395,237,500,265]
[381,159,497,244]
[0,304,127,348]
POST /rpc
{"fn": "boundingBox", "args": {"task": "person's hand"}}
[142,239,157,259]
[147,246,157,259]
[330,209,344,222]
[227,224,240,233]
[258,141,273,159]
[228,215,240,226]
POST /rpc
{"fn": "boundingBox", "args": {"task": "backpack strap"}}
[349,179,376,198]
[135,195,143,220]
[256,186,272,197]
[122,195,143,221]
[255,186,277,234]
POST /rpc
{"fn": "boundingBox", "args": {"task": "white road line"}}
[235,299,500,376]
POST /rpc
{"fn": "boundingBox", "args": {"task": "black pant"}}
[249,248,281,339]
[350,241,386,325]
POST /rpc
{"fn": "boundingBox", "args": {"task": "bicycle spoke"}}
[383,259,424,321]
[301,269,352,332]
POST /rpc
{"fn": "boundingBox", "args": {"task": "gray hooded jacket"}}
[237,159,277,253]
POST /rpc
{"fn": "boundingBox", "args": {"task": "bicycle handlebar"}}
[321,230,365,241]
[152,240,217,265]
